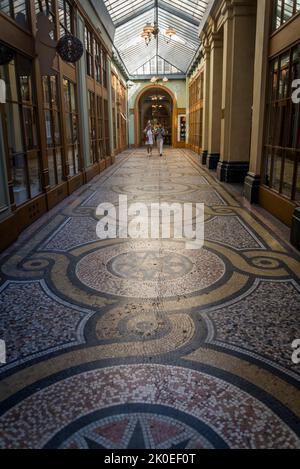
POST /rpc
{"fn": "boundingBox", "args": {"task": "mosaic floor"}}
[0,148,299,449]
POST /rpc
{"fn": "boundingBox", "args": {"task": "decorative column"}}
[76,13,91,170]
[207,29,223,170]
[200,34,210,165]
[30,0,50,193]
[107,58,114,157]
[244,0,271,202]
[186,77,190,148]
[115,78,120,152]
[217,0,257,183]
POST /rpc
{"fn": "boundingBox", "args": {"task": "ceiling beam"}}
[114,2,155,27]
[129,74,186,80]
[158,0,200,27]
[114,0,200,29]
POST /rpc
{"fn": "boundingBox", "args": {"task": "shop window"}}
[85,26,94,78]
[1,52,42,206]
[113,106,117,150]
[42,76,63,187]
[111,74,116,102]
[188,72,204,149]
[263,42,300,202]
[103,99,110,156]
[96,95,105,159]
[95,41,102,84]
[0,0,28,29]
[119,83,127,149]
[58,0,73,37]
[102,50,107,88]
[88,91,97,163]
[272,0,300,30]
[35,0,56,38]
[63,78,80,176]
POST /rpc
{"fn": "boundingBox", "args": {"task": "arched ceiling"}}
[102,0,210,76]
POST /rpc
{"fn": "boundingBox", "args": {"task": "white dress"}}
[146,129,154,145]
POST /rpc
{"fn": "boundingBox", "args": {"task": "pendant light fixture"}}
[165,26,176,44]
[141,1,159,47]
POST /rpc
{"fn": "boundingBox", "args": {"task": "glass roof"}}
[133,56,183,76]
[102,0,210,75]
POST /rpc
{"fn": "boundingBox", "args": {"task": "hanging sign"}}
[56,34,84,63]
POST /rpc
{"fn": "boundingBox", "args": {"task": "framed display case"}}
[178,114,186,143]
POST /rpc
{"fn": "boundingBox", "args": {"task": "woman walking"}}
[144,121,154,157]
[155,123,165,157]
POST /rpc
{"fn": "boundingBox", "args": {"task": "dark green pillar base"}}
[201,150,208,165]
[291,207,300,251]
[217,161,249,183]
[206,153,220,170]
[244,173,260,204]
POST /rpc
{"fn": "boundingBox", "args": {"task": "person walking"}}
[144,121,154,157]
[155,123,165,157]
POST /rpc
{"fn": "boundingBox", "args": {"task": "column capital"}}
[203,45,211,60]
[221,0,256,18]
[200,32,211,59]
[220,0,233,18]
[208,31,223,49]
[199,30,208,42]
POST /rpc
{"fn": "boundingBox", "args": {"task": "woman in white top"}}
[155,123,165,157]
[144,121,154,157]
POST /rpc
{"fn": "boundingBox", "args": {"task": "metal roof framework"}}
[133,55,184,75]
[103,0,209,75]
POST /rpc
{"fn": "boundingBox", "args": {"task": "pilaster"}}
[244,0,271,202]
[207,29,223,170]
[218,0,257,183]
[107,58,114,157]
[201,36,211,165]
[76,13,91,169]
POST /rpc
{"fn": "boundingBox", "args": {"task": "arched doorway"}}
[134,85,177,148]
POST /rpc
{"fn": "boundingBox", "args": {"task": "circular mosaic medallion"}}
[57,411,215,449]
[107,251,193,281]
[1,364,298,449]
[75,241,225,299]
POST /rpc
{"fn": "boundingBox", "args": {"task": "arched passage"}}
[134,85,177,148]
